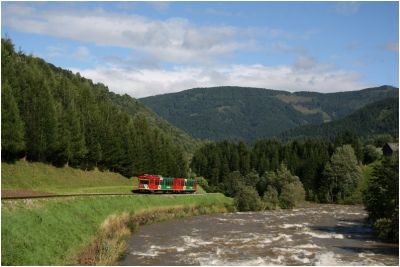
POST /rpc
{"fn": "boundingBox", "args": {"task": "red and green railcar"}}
[137,174,197,193]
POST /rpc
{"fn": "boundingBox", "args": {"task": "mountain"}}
[1,38,199,177]
[140,86,398,142]
[279,97,399,141]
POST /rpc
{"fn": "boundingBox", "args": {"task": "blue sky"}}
[2,1,398,97]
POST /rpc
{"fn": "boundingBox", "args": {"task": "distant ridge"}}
[280,97,399,141]
[140,85,398,142]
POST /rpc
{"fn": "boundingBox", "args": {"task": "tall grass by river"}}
[2,194,233,265]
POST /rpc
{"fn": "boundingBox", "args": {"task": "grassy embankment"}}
[2,160,136,194]
[2,161,223,265]
[2,160,206,194]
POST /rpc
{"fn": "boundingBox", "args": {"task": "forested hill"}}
[140,86,398,142]
[1,38,197,177]
[279,97,399,141]
[106,92,201,154]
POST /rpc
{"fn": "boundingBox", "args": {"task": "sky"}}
[1,1,399,98]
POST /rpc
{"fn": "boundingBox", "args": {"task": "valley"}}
[1,11,398,266]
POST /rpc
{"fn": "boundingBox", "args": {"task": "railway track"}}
[1,192,206,200]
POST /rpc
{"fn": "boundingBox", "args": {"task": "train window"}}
[140,180,148,185]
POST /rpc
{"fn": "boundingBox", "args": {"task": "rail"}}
[1,191,208,200]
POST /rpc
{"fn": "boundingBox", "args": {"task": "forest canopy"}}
[1,38,189,177]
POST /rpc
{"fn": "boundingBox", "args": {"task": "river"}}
[119,204,398,265]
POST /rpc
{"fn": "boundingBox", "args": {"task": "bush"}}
[263,186,279,210]
[362,145,381,164]
[244,171,260,187]
[263,164,306,209]
[234,185,264,211]
[196,176,210,192]
[223,171,245,197]
[374,217,398,242]
[279,181,305,209]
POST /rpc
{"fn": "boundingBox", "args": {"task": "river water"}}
[119,204,398,265]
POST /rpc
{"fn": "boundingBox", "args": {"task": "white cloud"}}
[2,2,374,98]
[72,63,371,98]
[2,3,254,64]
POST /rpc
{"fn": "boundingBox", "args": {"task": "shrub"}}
[234,185,264,211]
[373,218,397,241]
[223,171,245,197]
[263,164,306,209]
[196,176,210,192]
[362,145,381,164]
[279,181,305,209]
[243,171,260,187]
[263,186,279,210]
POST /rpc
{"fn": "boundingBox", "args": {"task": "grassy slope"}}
[1,161,224,265]
[2,160,137,194]
[2,194,233,265]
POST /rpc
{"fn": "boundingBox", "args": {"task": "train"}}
[137,174,197,193]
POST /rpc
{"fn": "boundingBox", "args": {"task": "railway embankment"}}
[2,161,233,265]
[2,160,137,195]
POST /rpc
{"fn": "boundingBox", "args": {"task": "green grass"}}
[1,160,137,193]
[1,160,209,194]
[1,160,223,265]
[2,193,233,265]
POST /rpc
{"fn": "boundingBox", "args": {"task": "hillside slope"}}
[140,86,398,142]
[1,38,198,176]
[107,92,201,155]
[2,160,136,194]
[279,97,399,141]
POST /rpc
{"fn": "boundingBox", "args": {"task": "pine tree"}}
[320,145,362,203]
[1,83,25,160]
[21,75,57,162]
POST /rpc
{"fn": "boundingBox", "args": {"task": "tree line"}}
[1,38,188,177]
[191,131,375,202]
[192,133,398,242]
[191,131,397,203]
